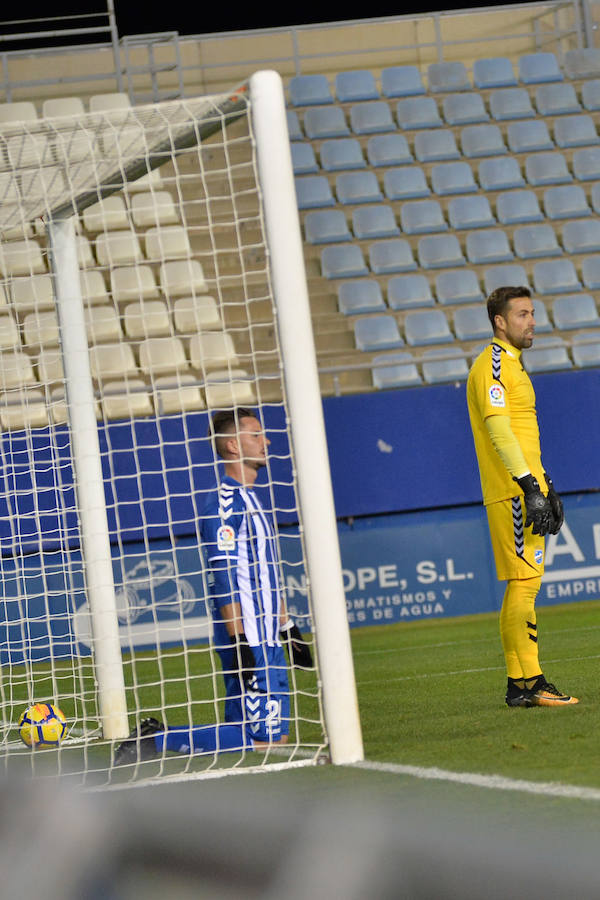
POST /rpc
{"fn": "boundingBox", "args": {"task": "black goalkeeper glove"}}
[514,474,553,537]
[280,620,313,669]
[230,633,255,685]
[544,472,564,535]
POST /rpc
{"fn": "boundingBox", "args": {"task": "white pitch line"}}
[353,759,600,802]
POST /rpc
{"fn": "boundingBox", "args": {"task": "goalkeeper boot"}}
[114,717,164,766]
[526,676,579,707]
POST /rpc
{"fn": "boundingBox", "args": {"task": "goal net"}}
[0,71,362,785]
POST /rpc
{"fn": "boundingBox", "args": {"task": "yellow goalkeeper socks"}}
[499,576,543,681]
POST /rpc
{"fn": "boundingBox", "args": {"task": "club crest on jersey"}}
[217,524,236,551]
[488,384,505,408]
[534,548,543,565]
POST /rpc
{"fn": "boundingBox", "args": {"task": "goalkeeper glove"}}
[280,620,313,669]
[514,474,553,537]
[230,633,255,685]
[544,472,564,535]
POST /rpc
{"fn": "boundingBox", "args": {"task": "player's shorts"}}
[218,643,290,743]
[486,495,545,581]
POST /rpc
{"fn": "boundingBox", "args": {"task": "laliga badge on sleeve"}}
[488,384,506,408]
[217,524,236,552]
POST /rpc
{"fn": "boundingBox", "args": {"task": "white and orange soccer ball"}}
[18,703,67,748]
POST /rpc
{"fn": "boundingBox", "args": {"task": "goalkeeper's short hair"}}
[487,285,531,328]
[209,407,258,458]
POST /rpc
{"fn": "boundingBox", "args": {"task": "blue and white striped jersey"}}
[200,476,283,648]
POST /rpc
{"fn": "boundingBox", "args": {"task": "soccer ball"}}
[18,703,67,748]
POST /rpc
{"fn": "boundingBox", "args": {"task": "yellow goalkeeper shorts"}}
[486,495,546,581]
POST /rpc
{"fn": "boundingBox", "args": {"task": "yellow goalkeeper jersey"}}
[467,338,545,505]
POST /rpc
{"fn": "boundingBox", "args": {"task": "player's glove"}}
[514,473,553,537]
[230,633,255,685]
[544,472,564,535]
[280,619,313,669]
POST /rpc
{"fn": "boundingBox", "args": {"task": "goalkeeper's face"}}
[237,416,270,470]
[496,296,535,350]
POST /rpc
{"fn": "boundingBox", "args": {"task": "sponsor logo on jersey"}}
[217,524,236,551]
[488,384,506,408]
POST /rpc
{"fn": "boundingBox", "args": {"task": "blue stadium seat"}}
[523,339,572,374]
[553,114,600,149]
[387,273,435,310]
[591,182,600,215]
[518,52,563,84]
[291,142,319,174]
[447,195,495,230]
[524,152,572,186]
[321,244,369,279]
[422,347,469,384]
[372,352,422,388]
[533,258,582,295]
[453,305,493,340]
[581,79,600,111]
[350,101,395,135]
[496,189,543,225]
[435,269,483,305]
[572,146,600,181]
[460,124,507,157]
[383,166,430,200]
[396,97,443,129]
[552,293,600,330]
[287,110,303,140]
[295,175,335,209]
[431,161,477,195]
[543,184,591,219]
[484,263,529,296]
[368,239,417,274]
[466,229,513,264]
[366,133,413,167]
[354,315,404,351]
[414,129,460,162]
[472,56,517,89]
[562,219,600,254]
[320,138,366,171]
[582,255,600,289]
[417,233,466,269]
[535,82,581,116]
[400,199,447,234]
[289,74,333,106]
[489,88,535,120]
[352,205,400,240]
[338,279,386,315]
[477,157,525,190]
[303,106,350,139]
[442,92,489,126]
[427,61,471,93]
[381,65,426,98]
[404,308,453,346]
[335,70,379,102]
[336,171,383,205]
[532,298,553,333]
[564,48,600,79]
[513,224,561,259]
[507,120,553,153]
[571,332,600,368]
[304,210,351,244]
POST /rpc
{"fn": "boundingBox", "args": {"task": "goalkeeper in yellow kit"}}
[467,286,578,707]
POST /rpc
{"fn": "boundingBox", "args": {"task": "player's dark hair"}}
[209,407,257,458]
[487,285,531,330]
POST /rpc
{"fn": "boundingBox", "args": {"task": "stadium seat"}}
[304,210,352,244]
[460,124,507,157]
[477,157,525,190]
[442,92,489,126]
[534,82,581,116]
[524,152,572,186]
[507,120,553,153]
[571,332,600,367]
[173,295,222,333]
[0,350,37,390]
[75,235,95,269]
[350,101,395,134]
[414,129,460,162]
[335,69,379,102]
[543,184,590,220]
[0,239,46,277]
[0,312,20,350]
[366,133,412,167]
[435,269,483,305]
[387,274,435,310]
[291,142,319,174]
[102,379,154,420]
[431,161,477,195]
[448,195,495,230]
[89,342,137,381]
[472,56,517,89]
[352,205,400,240]
[111,265,159,302]
[124,299,171,339]
[466,229,513,264]
[564,48,600,79]
[518,52,563,84]
[354,315,404,351]
[404,308,453,346]
[289,74,333,106]
[553,114,600,148]
[381,65,426,98]
[591,182,600,215]
[287,110,303,141]
[533,258,582,295]
[512,224,561,259]
[337,280,386,315]
[483,263,529,296]
[303,106,349,139]
[453,305,493,340]
[552,293,600,330]
[89,92,131,115]
[144,225,190,261]
[371,352,422,389]
[152,374,205,415]
[562,219,600,254]
[532,298,553,333]
[335,171,383,204]
[427,61,471,93]
[77,270,108,306]
[42,96,86,117]
[581,79,600,111]
[82,195,130,233]
[400,199,447,234]
[368,239,417,274]
[321,244,369,279]
[319,138,366,171]
[10,272,54,310]
[523,339,572,374]
[0,101,38,123]
[159,259,207,297]
[139,336,189,375]
[190,332,239,373]
[496,189,543,225]
[0,389,48,431]
[383,166,430,200]
[204,370,255,408]
[396,96,442,129]
[94,230,143,266]
[572,147,600,181]
[422,347,469,384]
[417,234,465,269]
[582,255,600,289]
[294,175,335,209]
[489,88,535,120]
